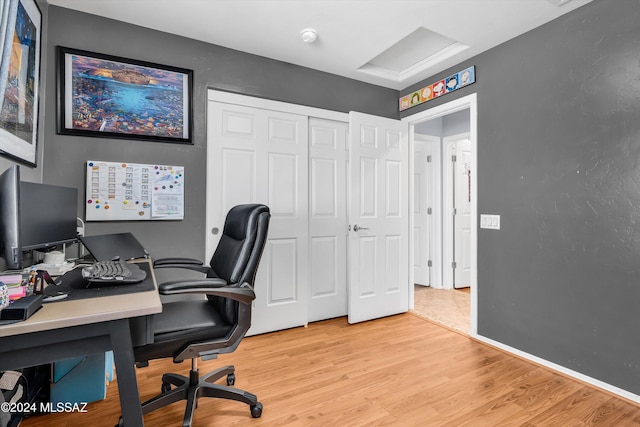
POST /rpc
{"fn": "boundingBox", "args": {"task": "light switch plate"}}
[480,214,501,230]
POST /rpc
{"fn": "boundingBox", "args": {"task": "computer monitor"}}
[20,181,78,251]
[0,165,21,270]
[0,165,79,270]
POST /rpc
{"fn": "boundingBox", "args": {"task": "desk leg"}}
[109,319,144,427]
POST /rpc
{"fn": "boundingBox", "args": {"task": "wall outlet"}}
[480,214,501,230]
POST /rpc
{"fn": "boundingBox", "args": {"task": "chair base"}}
[140,364,262,427]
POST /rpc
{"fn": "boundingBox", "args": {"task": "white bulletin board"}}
[85,160,184,221]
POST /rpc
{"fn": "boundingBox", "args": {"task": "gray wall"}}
[403,0,640,394]
[39,5,397,262]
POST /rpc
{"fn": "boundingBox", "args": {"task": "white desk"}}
[0,259,162,427]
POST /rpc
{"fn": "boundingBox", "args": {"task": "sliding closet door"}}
[207,101,309,335]
[308,117,348,322]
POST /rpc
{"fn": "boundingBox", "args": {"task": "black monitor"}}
[20,181,78,251]
[0,165,79,270]
[0,165,21,269]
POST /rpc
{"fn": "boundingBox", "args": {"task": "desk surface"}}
[0,258,162,337]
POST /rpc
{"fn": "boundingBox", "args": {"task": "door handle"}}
[353,224,369,232]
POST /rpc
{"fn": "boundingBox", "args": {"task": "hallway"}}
[411,285,470,334]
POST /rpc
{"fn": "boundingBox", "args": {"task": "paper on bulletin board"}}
[85,160,184,221]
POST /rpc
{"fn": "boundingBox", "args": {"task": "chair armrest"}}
[159,279,256,305]
[159,277,227,292]
[153,257,210,273]
[154,257,204,266]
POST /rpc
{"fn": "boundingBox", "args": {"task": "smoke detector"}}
[300,28,318,44]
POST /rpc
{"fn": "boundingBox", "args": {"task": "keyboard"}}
[81,260,147,284]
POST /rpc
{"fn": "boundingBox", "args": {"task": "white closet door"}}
[207,101,309,335]
[348,112,409,324]
[308,117,348,322]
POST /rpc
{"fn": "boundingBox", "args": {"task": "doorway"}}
[404,94,477,336]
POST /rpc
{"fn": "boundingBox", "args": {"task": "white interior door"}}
[207,101,309,335]
[348,111,409,324]
[444,135,471,289]
[454,138,472,288]
[413,135,436,287]
[308,118,348,322]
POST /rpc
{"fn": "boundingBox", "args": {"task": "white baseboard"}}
[472,333,640,404]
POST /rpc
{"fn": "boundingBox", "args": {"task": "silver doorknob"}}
[353,224,369,232]
[211,227,219,235]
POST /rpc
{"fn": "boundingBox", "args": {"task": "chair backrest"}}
[208,204,270,322]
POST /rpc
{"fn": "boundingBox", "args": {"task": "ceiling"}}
[47,0,593,90]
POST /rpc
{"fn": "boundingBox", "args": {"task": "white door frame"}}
[403,93,478,337]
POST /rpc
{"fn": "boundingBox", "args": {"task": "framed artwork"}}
[57,46,193,144]
[0,0,42,166]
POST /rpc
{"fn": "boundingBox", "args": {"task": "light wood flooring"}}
[21,314,640,426]
[411,285,470,334]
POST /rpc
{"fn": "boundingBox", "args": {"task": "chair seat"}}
[154,300,233,340]
[134,300,234,362]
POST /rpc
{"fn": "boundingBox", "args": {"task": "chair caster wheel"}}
[250,402,263,418]
[226,373,236,386]
[161,382,172,393]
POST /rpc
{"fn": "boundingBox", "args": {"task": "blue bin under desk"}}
[50,351,114,405]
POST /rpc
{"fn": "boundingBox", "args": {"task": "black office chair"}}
[129,204,270,426]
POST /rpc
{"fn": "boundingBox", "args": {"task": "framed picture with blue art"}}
[0,0,42,166]
[57,46,193,144]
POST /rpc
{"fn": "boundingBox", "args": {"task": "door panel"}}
[348,112,409,324]
[267,238,298,302]
[413,135,435,286]
[308,118,348,322]
[208,101,309,335]
[444,135,471,289]
[455,139,472,287]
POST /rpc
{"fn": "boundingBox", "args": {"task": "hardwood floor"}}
[21,314,640,426]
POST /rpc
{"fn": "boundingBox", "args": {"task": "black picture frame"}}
[57,46,193,144]
[0,0,42,166]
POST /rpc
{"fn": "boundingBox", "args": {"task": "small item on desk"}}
[36,261,75,276]
[0,273,23,286]
[0,294,43,324]
[26,269,57,295]
[0,273,26,301]
[7,285,26,300]
[0,282,9,310]
[27,266,37,295]
[42,291,68,303]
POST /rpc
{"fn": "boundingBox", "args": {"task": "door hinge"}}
[427,155,432,163]
[452,154,457,162]
[452,208,457,215]
[427,260,432,267]
[427,207,432,215]
[452,261,457,269]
